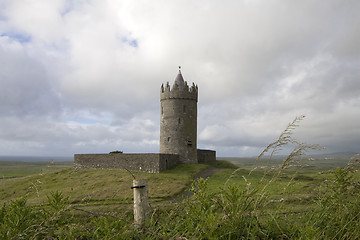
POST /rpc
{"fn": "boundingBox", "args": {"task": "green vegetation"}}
[0,162,209,206]
[221,156,351,170]
[1,160,359,239]
[0,161,73,178]
[109,150,123,154]
[1,116,359,239]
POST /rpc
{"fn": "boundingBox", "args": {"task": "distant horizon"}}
[0,155,74,162]
[0,151,358,162]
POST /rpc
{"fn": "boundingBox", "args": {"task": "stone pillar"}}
[132,179,149,226]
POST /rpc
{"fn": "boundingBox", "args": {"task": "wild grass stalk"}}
[1,116,359,239]
[227,116,323,193]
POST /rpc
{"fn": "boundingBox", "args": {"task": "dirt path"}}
[195,167,223,180]
[171,167,224,202]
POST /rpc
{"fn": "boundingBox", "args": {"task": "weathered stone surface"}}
[133,179,149,226]
[160,71,198,164]
[74,153,179,173]
[197,149,216,163]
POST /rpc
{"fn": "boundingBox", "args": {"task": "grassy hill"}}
[1,158,354,212]
[1,159,360,239]
[0,161,232,206]
[1,158,359,214]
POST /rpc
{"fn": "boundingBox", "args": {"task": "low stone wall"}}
[158,154,180,171]
[197,149,216,163]
[74,153,179,173]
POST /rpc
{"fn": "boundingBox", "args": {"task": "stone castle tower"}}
[160,68,198,163]
[74,68,215,173]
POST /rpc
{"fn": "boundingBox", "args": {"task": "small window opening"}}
[183,105,187,113]
[161,106,163,115]
[167,137,171,142]
[178,118,181,124]
[187,140,193,146]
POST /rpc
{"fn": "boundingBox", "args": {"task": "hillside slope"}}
[1,161,235,206]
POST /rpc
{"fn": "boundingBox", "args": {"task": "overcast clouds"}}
[0,0,359,157]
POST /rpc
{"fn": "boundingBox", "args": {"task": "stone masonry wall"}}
[160,81,198,164]
[197,149,216,163]
[74,153,179,173]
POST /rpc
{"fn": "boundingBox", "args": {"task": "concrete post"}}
[132,179,149,226]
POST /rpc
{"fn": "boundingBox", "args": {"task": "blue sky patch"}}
[122,37,138,48]
[1,32,32,43]
[129,39,138,48]
[66,112,113,126]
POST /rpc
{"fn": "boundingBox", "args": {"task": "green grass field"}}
[0,157,356,211]
[219,156,351,169]
[0,161,210,206]
[1,158,359,239]
[0,161,73,178]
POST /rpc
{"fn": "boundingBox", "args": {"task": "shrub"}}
[109,151,123,154]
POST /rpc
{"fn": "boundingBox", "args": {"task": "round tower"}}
[160,68,198,163]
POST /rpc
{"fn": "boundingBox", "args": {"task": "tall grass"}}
[1,116,359,239]
[2,164,358,239]
[147,116,360,239]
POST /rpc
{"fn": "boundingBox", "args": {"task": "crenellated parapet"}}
[160,81,198,101]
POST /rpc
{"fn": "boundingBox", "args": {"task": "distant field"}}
[0,154,353,179]
[0,161,73,178]
[218,156,351,169]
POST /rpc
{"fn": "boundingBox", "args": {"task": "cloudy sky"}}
[0,0,359,158]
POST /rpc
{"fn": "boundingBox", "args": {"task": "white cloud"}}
[0,0,359,157]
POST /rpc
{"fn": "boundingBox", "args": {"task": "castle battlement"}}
[160,80,198,102]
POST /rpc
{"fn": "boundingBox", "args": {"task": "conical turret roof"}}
[173,68,185,90]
